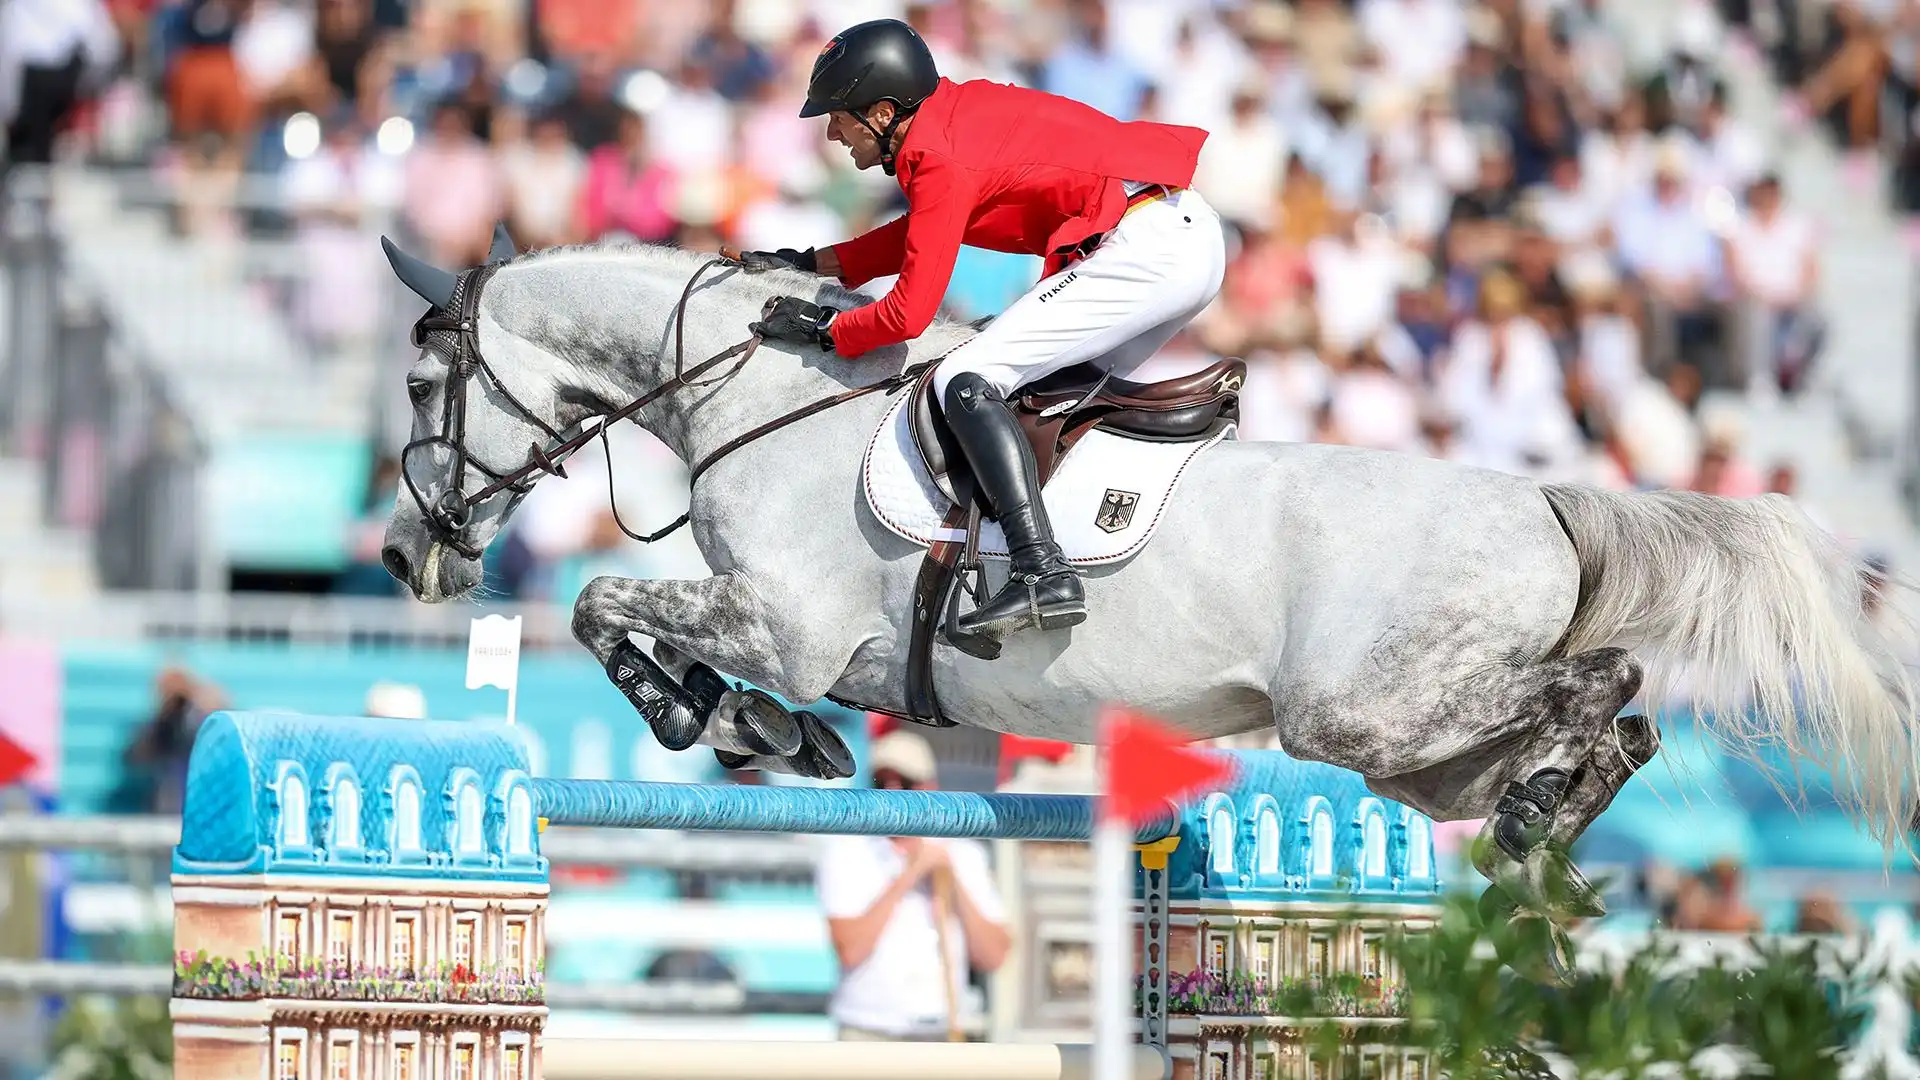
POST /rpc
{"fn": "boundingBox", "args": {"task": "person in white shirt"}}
[0,0,119,166]
[1725,172,1824,396]
[1435,269,1581,476]
[815,730,1012,1042]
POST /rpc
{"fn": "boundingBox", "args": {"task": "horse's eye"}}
[408,378,433,404]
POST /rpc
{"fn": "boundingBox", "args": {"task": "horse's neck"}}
[493,251,961,468]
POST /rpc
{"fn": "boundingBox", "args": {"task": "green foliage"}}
[45,995,172,1080]
[1374,891,1880,1078]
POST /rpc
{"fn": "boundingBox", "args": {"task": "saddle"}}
[908,358,1246,506]
[870,357,1244,729]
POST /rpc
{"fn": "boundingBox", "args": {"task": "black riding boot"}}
[942,373,1086,641]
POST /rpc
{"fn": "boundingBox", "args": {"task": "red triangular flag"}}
[1099,705,1236,827]
[0,730,38,788]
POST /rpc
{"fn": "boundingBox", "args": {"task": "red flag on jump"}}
[1098,705,1236,826]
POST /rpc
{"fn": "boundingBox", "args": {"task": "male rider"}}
[741,18,1226,646]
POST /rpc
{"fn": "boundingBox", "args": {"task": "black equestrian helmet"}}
[799,19,940,119]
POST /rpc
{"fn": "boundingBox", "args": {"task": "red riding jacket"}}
[825,77,1209,359]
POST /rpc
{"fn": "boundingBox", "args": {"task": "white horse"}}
[376,231,1918,979]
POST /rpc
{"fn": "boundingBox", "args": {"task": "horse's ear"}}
[487,223,517,265]
[382,236,458,309]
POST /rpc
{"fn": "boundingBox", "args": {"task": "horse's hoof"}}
[1477,883,1519,927]
[1496,911,1577,986]
[716,688,804,757]
[715,748,753,771]
[1535,845,1607,919]
[649,702,706,752]
[792,710,855,780]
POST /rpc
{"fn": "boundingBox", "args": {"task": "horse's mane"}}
[507,241,980,352]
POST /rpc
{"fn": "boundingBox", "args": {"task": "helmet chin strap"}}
[852,105,912,175]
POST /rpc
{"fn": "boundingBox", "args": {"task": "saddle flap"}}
[909,367,966,506]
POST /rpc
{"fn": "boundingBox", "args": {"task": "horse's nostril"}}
[381,546,411,583]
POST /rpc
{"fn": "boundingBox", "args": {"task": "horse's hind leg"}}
[1544,712,1662,857]
[1469,647,1645,922]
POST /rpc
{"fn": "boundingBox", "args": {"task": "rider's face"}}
[825,103,894,170]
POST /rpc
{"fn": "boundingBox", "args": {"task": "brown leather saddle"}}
[868,357,1245,729]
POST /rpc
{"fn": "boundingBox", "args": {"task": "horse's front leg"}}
[570,573,854,779]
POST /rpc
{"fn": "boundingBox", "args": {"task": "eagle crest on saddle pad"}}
[1096,489,1140,534]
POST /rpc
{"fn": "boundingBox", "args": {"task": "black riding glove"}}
[740,247,818,273]
[753,296,838,350]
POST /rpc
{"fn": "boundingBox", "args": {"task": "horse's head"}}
[377,225,608,602]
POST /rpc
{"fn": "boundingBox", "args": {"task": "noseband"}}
[402,254,928,560]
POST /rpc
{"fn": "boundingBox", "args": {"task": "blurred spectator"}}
[284,106,402,352]
[1669,857,1766,932]
[1793,891,1857,934]
[1612,137,1725,384]
[1194,79,1291,231]
[401,99,505,265]
[1687,411,1767,497]
[816,730,1011,1041]
[578,106,678,244]
[0,0,121,168]
[1307,210,1403,356]
[1726,172,1825,397]
[551,50,625,153]
[649,60,735,173]
[1688,80,1766,195]
[111,667,222,814]
[688,0,777,103]
[165,0,256,233]
[1039,0,1150,122]
[501,108,586,249]
[1436,269,1580,474]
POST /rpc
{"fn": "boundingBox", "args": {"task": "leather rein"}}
[403,254,927,560]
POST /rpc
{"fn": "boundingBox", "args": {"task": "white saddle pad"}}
[861,393,1233,566]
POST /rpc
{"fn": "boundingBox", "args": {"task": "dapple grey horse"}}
[376,233,1918,979]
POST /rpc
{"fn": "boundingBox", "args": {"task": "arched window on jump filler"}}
[332,778,361,851]
[390,770,424,855]
[277,770,309,850]
[1405,811,1433,880]
[1309,808,1334,878]
[507,786,534,855]
[1205,795,1237,879]
[456,781,485,856]
[1256,807,1281,877]
[1362,809,1389,879]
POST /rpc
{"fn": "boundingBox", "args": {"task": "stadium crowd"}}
[2,0,1857,603]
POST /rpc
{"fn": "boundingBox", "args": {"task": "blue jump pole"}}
[530,778,1179,844]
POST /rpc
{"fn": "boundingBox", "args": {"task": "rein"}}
[405,254,927,557]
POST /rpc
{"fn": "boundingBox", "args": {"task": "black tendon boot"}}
[942,373,1086,641]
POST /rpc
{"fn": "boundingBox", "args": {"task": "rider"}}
[742,18,1226,645]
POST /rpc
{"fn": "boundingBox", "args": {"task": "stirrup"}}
[938,501,1002,661]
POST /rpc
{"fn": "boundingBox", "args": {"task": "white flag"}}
[466,614,523,692]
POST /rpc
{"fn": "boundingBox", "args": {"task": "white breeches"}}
[931,186,1228,402]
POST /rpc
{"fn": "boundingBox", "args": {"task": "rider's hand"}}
[735,247,819,273]
[752,295,838,350]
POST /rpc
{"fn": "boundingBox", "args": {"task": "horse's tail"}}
[1539,481,1920,858]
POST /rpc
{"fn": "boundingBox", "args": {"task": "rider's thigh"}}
[932,191,1227,398]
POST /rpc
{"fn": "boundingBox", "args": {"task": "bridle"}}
[401,254,927,560]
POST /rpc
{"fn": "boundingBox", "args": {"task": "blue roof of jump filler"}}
[172,711,548,883]
[1154,751,1444,904]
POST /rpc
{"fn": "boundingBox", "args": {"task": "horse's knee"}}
[570,575,631,657]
